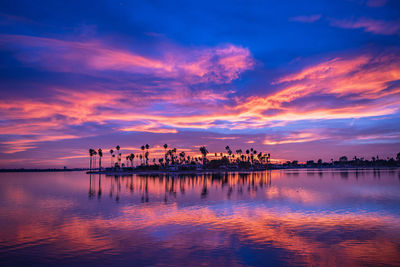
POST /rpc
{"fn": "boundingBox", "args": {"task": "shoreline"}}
[0,166,398,174]
[88,166,399,176]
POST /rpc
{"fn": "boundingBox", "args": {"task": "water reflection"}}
[89,172,273,203]
[0,169,400,266]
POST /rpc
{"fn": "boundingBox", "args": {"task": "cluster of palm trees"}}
[225,146,271,165]
[88,144,271,171]
[88,148,103,171]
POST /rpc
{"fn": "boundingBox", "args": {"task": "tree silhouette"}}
[116,145,120,167]
[98,148,103,170]
[89,148,96,171]
[109,149,114,168]
[199,146,209,165]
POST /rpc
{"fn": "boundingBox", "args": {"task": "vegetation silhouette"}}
[87,144,400,174]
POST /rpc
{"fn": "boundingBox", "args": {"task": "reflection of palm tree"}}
[98,174,102,198]
[88,174,95,198]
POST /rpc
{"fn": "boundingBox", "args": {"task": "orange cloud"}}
[0,50,399,155]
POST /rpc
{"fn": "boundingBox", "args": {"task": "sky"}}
[0,0,400,168]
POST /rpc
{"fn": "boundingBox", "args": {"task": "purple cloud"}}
[290,14,322,23]
[330,17,400,35]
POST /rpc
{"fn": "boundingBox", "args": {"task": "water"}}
[0,169,400,266]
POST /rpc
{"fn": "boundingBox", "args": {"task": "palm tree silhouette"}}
[145,151,149,165]
[116,145,120,167]
[89,148,96,171]
[199,146,209,165]
[129,153,134,167]
[236,149,242,163]
[145,144,150,165]
[109,149,114,168]
[98,148,103,170]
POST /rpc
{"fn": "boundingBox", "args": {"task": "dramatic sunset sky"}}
[0,0,400,168]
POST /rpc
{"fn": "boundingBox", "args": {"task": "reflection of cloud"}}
[1,172,400,266]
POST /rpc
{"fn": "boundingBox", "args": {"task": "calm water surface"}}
[1,169,400,266]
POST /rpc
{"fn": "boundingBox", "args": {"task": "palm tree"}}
[171,148,177,164]
[246,149,250,162]
[236,149,242,162]
[129,153,134,167]
[98,148,103,170]
[89,148,96,171]
[116,145,120,167]
[179,151,186,164]
[92,150,97,169]
[145,151,149,165]
[257,152,262,164]
[145,144,150,165]
[199,146,209,165]
[109,149,114,168]
[225,146,231,162]
[141,145,145,164]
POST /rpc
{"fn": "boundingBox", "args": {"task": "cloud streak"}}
[330,17,400,35]
[0,34,254,85]
[290,14,322,23]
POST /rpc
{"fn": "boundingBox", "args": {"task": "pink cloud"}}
[0,35,254,84]
[365,0,387,7]
[330,17,400,35]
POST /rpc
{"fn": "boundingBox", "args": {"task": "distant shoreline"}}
[0,166,398,174]
[0,168,88,173]
[89,166,400,175]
